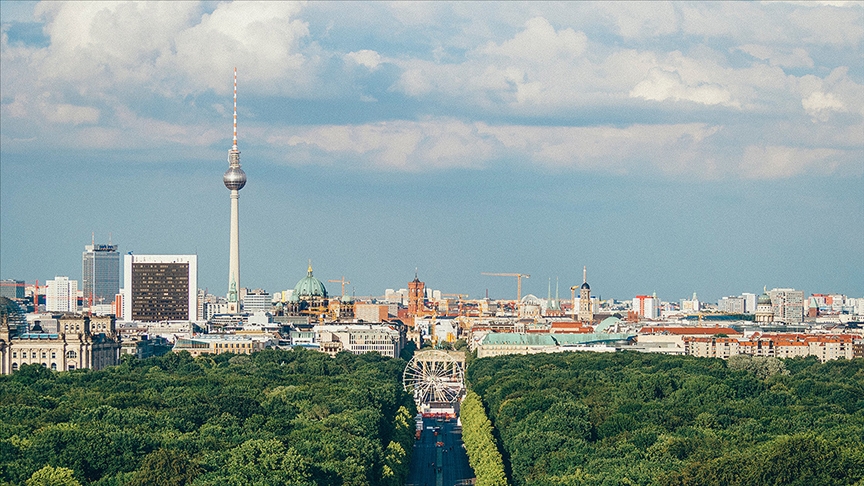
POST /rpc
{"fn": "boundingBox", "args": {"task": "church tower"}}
[578,266,593,323]
[407,270,426,316]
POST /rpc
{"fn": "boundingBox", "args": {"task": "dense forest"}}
[467,352,864,486]
[0,349,415,486]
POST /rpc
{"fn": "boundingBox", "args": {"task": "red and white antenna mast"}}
[233,67,238,150]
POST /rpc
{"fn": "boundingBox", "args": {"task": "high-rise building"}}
[82,241,120,307]
[45,276,78,312]
[223,68,247,314]
[633,294,660,319]
[741,293,757,314]
[123,255,197,322]
[0,280,25,300]
[767,288,805,323]
[243,289,271,313]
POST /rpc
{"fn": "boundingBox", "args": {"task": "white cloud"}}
[736,44,814,68]
[1,1,861,181]
[44,103,100,125]
[630,67,737,107]
[345,50,381,70]
[480,17,587,62]
[739,145,845,179]
[802,91,846,121]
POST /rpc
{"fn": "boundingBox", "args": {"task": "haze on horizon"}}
[1,1,862,303]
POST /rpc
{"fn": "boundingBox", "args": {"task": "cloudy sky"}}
[1,1,862,303]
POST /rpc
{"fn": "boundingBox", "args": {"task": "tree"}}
[128,449,200,486]
[26,465,81,486]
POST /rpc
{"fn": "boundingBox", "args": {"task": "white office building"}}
[45,276,78,313]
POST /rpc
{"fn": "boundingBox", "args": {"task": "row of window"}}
[10,350,77,359]
[10,363,75,371]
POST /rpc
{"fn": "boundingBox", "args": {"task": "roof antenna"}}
[233,67,238,150]
[108,232,112,245]
[91,232,95,246]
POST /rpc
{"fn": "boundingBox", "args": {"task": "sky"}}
[1,1,862,304]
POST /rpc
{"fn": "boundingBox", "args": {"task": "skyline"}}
[1,1,862,302]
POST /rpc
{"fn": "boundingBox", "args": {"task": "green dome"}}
[758,292,772,305]
[289,264,328,302]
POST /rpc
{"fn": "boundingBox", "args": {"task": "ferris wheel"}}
[403,350,465,405]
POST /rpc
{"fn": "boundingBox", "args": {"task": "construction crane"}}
[328,276,351,299]
[442,293,469,316]
[482,273,530,302]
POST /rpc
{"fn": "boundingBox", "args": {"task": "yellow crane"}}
[328,276,351,299]
[442,293,469,316]
[482,272,530,302]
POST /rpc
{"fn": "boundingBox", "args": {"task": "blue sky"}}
[1,1,862,303]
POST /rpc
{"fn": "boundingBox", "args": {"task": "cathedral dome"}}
[581,282,590,290]
[289,264,328,302]
[758,292,772,305]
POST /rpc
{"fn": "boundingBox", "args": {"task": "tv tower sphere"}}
[223,165,246,190]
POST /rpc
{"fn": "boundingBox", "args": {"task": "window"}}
[51,352,56,359]
[11,363,18,371]
[66,350,77,359]
[42,352,47,359]
[31,352,37,358]
[51,363,57,370]
[68,365,75,371]
[11,352,16,358]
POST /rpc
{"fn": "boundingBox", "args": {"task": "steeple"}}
[307,260,314,277]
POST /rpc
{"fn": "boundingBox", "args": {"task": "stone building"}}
[0,310,121,374]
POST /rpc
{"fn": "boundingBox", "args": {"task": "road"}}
[406,417,474,486]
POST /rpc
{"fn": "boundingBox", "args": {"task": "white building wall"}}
[45,276,78,312]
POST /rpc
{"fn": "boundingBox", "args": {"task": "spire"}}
[307,259,313,276]
[583,266,587,284]
[232,67,238,150]
[547,278,551,301]
[91,232,95,246]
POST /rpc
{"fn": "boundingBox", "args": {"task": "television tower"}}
[223,67,246,314]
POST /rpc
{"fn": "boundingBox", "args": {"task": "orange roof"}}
[640,327,741,336]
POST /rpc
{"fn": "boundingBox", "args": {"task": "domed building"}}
[286,263,329,317]
[755,288,774,323]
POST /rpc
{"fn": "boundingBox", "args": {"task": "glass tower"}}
[82,243,120,306]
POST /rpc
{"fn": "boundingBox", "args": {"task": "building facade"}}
[1,314,121,374]
[123,254,197,322]
[173,334,268,357]
[45,276,78,313]
[768,288,805,323]
[633,294,660,319]
[314,323,405,358]
[82,242,120,308]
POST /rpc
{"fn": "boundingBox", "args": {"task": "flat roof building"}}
[82,242,120,308]
[123,254,197,322]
